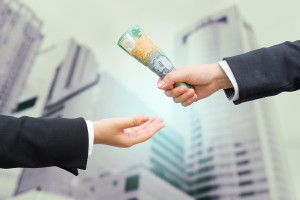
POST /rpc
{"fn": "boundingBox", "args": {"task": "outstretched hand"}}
[157,64,233,107]
[93,115,164,147]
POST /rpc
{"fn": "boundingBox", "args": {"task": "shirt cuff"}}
[85,120,94,156]
[218,60,239,101]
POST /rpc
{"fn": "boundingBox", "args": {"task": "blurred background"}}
[0,0,300,199]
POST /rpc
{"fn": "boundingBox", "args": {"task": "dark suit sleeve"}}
[224,40,300,104]
[0,115,89,176]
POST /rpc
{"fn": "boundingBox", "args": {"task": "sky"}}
[24,0,300,199]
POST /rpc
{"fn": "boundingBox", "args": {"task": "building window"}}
[236,150,247,156]
[240,191,255,197]
[90,186,95,192]
[113,180,118,186]
[199,157,213,164]
[239,180,253,186]
[237,160,250,166]
[238,170,251,176]
[36,186,42,191]
[14,97,38,112]
[125,175,139,192]
[65,45,81,88]
[234,142,242,147]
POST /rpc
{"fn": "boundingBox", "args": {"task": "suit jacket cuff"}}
[55,117,89,176]
[218,61,240,101]
[85,120,94,156]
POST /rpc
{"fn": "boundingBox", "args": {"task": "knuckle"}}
[188,92,195,98]
[165,91,171,97]
[164,73,172,79]
[173,98,180,103]
[132,117,140,126]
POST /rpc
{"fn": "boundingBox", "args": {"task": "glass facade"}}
[150,127,187,190]
[175,6,291,200]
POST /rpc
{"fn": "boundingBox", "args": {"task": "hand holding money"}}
[157,64,233,107]
[117,25,191,88]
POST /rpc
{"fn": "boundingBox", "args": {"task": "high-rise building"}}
[73,166,193,200]
[40,39,100,119]
[12,39,100,198]
[175,6,291,200]
[14,39,100,120]
[0,0,43,115]
[0,0,42,198]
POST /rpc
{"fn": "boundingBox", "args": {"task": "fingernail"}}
[188,90,194,96]
[193,95,198,101]
[179,86,186,93]
[157,123,165,128]
[158,80,166,88]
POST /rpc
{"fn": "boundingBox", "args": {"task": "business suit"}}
[224,40,300,104]
[0,115,89,176]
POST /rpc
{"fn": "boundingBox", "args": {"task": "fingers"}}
[182,95,198,107]
[116,114,150,129]
[165,86,189,98]
[126,117,156,133]
[157,68,190,90]
[173,90,197,104]
[163,86,197,107]
[157,68,197,107]
[127,117,164,145]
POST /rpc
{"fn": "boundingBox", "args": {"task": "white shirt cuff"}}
[218,60,239,101]
[85,120,94,156]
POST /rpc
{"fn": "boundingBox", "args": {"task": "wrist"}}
[213,63,233,89]
[92,121,103,144]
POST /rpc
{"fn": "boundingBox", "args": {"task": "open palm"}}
[93,115,164,147]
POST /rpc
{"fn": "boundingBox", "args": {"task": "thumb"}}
[116,114,149,129]
[157,69,190,90]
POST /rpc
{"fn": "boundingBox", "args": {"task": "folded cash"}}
[118,25,191,88]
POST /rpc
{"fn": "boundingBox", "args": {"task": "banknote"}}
[117,25,191,88]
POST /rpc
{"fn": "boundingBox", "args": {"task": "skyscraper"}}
[14,39,100,120]
[12,39,100,198]
[41,39,100,119]
[0,0,43,115]
[175,6,291,200]
[73,166,192,200]
[0,1,42,198]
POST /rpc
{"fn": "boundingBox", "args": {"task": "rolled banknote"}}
[117,25,191,88]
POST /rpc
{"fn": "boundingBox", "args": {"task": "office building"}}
[175,6,291,200]
[0,0,42,199]
[0,0,43,115]
[14,39,100,120]
[8,190,73,200]
[13,39,100,198]
[74,166,193,200]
